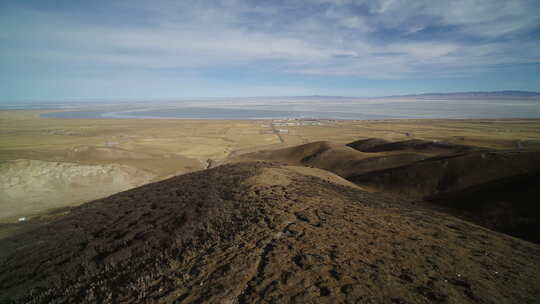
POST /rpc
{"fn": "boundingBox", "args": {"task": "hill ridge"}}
[1,161,540,303]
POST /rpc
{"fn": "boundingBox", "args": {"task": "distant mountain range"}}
[397,90,540,98]
[299,91,540,99]
[2,91,539,107]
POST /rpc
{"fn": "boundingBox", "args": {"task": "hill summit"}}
[1,159,539,303]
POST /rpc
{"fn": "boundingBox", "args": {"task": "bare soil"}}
[0,159,155,223]
[232,138,540,244]
[1,162,539,303]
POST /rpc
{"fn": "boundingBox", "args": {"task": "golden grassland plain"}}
[2,109,540,234]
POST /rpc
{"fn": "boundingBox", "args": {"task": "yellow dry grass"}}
[2,111,540,176]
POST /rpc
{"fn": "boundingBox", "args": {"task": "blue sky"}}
[1,0,540,101]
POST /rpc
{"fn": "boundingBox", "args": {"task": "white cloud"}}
[362,0,540,38]
[1,0,539,80]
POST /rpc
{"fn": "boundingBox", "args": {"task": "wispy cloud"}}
[1,0,539,99]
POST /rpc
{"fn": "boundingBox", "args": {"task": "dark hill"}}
[346,138,390,152]
[230,139,540,245]
[427,171,540,244]
[348,151,540,197]
[234,139,480,181]
[348,150,540,244]
[230,139,540,244]
[1,162,540,303]
[354,139,477,154]
[236,141,427,178]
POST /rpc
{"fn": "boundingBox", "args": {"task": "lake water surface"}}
[36,98,540,120]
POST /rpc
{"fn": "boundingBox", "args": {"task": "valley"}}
[2,110,540,303]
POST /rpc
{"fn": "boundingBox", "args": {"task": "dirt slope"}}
[1,162,539,303]
[237,141,342,164]
[0,159,155,222]
[354,139,478,154]
[235,141,427,178]
[231,139,540,244]
[348,150,540,243]
[346,138,390,152]
[426,171,540,244]
[348,151,540,198]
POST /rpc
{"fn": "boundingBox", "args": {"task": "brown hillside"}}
[1,162,540,303]
[358,139,478,154]
[346,138,390,152]
[233,139,540,244]
[427,171,540,244]
[348,150,540,244]
[236,141,426,178]
[238,141,341,164]
[348,151,540,198]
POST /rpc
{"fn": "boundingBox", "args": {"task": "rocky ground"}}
[235,139,540,245]
[1,161,539,303]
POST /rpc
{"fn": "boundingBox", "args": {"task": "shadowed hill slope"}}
[354,139,478,154]
[235,141,428,178]
[427,171,540,244]
[232,139,540,244]
[237,141,341,164]
[348,150,540,244]
[348,151,540,198]
[1,162,540,303]
[346,138,390,152]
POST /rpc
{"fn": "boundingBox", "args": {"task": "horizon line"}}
[2,90,540,104]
